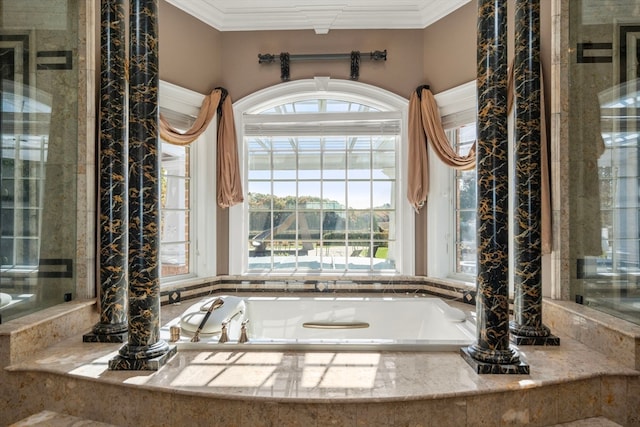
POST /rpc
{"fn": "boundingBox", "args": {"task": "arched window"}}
[231,78,413,275]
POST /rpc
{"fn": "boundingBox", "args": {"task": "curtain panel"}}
[159,87,244,208]
[408,71,552,254]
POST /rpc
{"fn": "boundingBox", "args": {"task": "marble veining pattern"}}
[109,0,172,370]
[88,0,129,341]
[510,0,559,347]
[462,0,527,373]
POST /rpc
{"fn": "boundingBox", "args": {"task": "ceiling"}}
[164,0,472,34]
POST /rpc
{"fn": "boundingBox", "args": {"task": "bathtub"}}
[165,295,476,351]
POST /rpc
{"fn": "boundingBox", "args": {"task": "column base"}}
[83,321,129,343]
[510,333,560,346]
[83,331,128,343]
[460,346,530,374]
[108,345,177,371]
[509,321,560,346]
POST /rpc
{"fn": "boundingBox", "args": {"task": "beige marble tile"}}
[556,378,601,424]
[466,391,531,427]
[627,375,640,426]
[276,402,318,427]
[395,398,467,427]
[528,384,560,427]
[601,376,629,426]
[355,402,397,426]
[316,403,357,426]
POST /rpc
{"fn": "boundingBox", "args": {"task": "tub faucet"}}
[190,297,224,343]
[218,321,229,343]
[239,319,249,343]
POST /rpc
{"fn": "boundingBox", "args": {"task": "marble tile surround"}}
[1,295,639,427]
[544,299,640,371]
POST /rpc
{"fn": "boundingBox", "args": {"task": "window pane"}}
[348,152,371,179]
[373,136,395,151]
[376,210,394,240]
[323,152,346,178]
[300,211,321,240]
[273,210,296,240]
[323,181,345,207]
[348,181,371,208]
[249,211,272,238]
[248,182,272,205]
[249,153,271,180]
[298,181,321,203]
[373,181,394,208]
[272,181,296,201]
[451,123,477,277]
[458,210,476,243]
[298,137,320,150]
[273,151,296,179]
[298,153,321,179]
[160,138,190,279]
[272,137,293,151]
[349,136,371,150]
[247,137,270,152]
[457,170,476,210]
[161,210,188,242]
[348,210,371,233]
[162,176,189,210]
[322,211,346,235]
[324,137,346,151]
[161,242,189,277]
[373,151,395,177]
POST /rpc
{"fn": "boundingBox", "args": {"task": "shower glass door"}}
[0,0,78,322]
[570,0,640,325]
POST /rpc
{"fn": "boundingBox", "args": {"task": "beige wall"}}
[158,0,223,94]
[423,1,552,93]
[218,29,425,101]
[422,2,477,93]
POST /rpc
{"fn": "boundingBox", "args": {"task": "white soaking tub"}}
[165,295,476,351]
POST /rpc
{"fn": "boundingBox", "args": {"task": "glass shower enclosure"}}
[0,0,78,323]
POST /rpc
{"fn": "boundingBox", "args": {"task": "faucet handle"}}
[239,319,249,343]
[218,321,229,343]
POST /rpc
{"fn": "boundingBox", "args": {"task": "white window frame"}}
[426,81,477,282]
[230,77,414,276]
[159,81,217,285]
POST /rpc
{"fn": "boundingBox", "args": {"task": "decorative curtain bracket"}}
[415,84,430,100]
[258,49,387,81]
[214,86,228,117]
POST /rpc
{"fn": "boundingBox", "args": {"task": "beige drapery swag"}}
[159,87,244,208]
[408,69,552,254]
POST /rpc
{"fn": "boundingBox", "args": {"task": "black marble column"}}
[509,0,559,346]
[461,0,529,374]
[84,0,128,343]
[109,0,176,370]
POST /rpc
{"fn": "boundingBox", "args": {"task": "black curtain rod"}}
[258,50,387,64]
[258,50,387,81]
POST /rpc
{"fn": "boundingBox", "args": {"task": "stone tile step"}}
[551,416,623,427]
[9,410,120,427]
